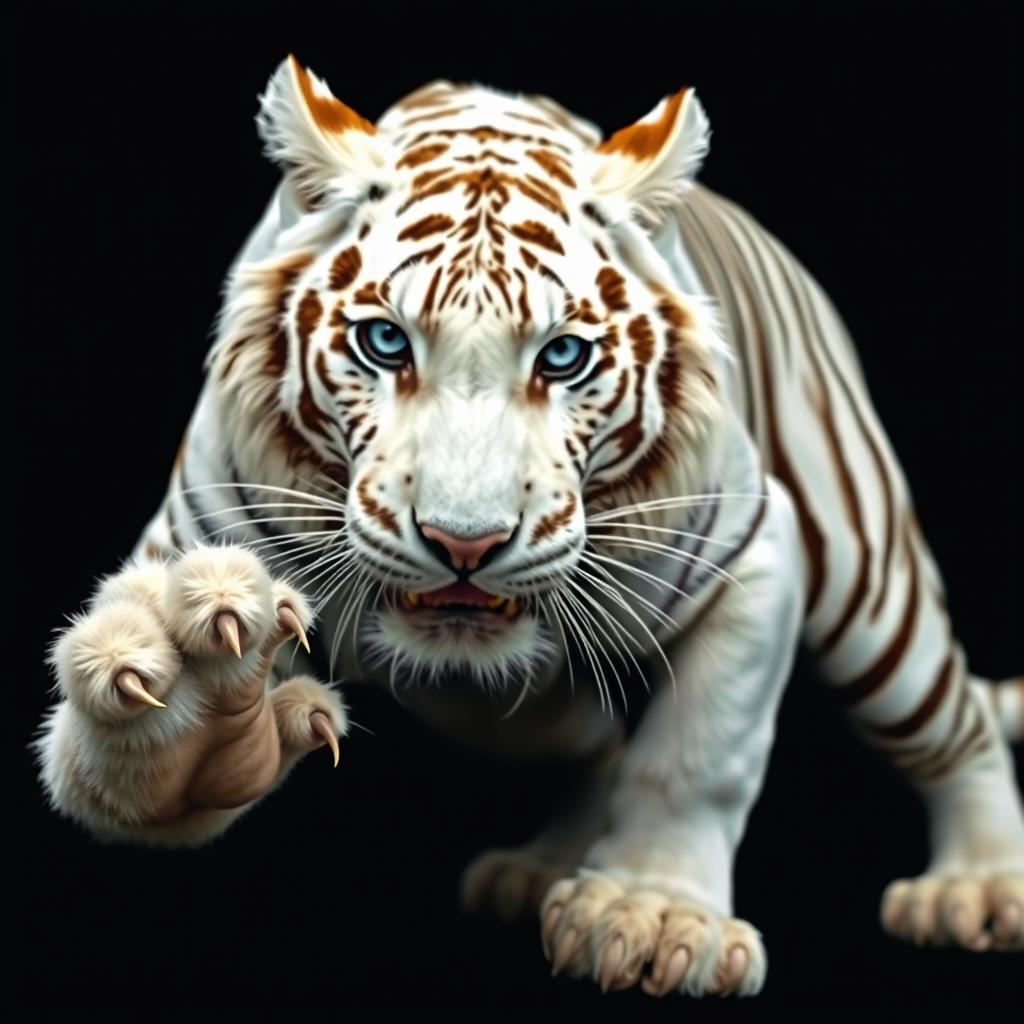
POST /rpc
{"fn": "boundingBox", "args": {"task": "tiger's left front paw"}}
[540,871,766,997]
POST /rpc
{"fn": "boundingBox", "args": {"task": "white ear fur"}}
[256,54,384,206]
[591,88,710,224]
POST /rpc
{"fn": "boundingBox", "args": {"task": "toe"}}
[165,545,275,658]
[939,878,988,949]
[988,875,1024,949]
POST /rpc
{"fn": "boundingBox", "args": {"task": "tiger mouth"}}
[397,582,523,620]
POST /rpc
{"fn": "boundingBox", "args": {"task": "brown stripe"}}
[596,267,628,312]
[510,220,565,255]
[786,257,897,625]
[626,315,655,365]
[398,214,455,241]
[864,649,954,739]
[396,142,449,169]
[531,492,578,544]
[836,524,919,707]
[357,477,400,538]
[915,706,989,782]
[735,270,827,616]
[525,148,577,188]
[329,246,361,291]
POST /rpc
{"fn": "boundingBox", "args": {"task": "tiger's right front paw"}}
[35,544,348,846]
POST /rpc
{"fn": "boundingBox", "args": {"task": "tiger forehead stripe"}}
[397,214,455,241]
[397,143,450,169]
[509,221,564,255]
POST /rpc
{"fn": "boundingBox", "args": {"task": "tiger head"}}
[210,56,725,689]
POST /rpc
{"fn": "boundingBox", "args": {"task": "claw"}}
[310,711,340,767]
[541,903,564,961]
[598,935,626,993]
[643,945,690,997]
[115,670,166,709]
[215,612,242,658]
[551,927,579,976]
[277,604,310,653]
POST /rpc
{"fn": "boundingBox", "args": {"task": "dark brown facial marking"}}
[397,142,450,169]
[656,296,692,329]
[531,492,577,544]
[398,213,455,241]
[524,148,577,188]
[596,267,629,312]
[627,315,656,364]
[357,476,401,538]
[510,220,565,255]
[329,246,362,291]
[263,253,316,378]
[353,281,382,305]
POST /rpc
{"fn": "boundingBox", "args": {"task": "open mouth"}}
[398,582,522,620]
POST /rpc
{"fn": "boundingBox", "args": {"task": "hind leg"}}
[808,502,1023,950]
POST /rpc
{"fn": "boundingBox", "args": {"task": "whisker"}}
[571,560,677,693]
[586,534,747,593]
[558,584,621,712]
[583,520,737,549]
[585,491,765,522]
[578,552,685,624]
[179,480,347,512]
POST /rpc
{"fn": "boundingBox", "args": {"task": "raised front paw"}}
[881,870,1024,951]
[36,544,348,845]
[540,871,766,997]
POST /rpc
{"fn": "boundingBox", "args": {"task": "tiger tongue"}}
[421,582,497,607]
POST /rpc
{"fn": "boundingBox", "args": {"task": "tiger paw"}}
[540,871,766,997]
[880,870,1024,951]
[36,544,347,846]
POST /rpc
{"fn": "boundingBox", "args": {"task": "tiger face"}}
[212,57,724,687]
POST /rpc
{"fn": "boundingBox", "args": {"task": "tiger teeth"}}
[401,590,421,608]
[486,595,505,608]
[504,599,518,618]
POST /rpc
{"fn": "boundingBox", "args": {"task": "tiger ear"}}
[256,54,384,208]
[591,87,710,223]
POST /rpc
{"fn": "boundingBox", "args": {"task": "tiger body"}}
[34,58,1024,994]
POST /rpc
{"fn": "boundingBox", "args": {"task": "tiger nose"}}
[418,523,514,571]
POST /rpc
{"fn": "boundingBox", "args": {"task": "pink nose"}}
[419,523,513,570]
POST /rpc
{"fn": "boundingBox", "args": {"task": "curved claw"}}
[115,669,166,709]
[598,935,627,993]
[215,612,242,658]
[277,605,310,653]
[551,927,579,976]
[310,711,340,767]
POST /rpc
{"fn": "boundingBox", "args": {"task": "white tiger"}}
[33,55,1024,996]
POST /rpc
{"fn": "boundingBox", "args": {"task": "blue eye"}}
[536,335,590,380]
[355,319,412,369]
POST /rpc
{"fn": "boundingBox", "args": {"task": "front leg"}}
[542,477,804,996]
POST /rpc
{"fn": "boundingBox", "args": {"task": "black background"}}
[10,0,1021,1010]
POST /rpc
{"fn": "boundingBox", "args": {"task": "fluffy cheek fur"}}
[364,609,555,693]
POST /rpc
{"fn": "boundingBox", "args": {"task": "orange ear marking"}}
[596,88,688,160]
[288,54,376,135]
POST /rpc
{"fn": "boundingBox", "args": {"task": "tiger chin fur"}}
[34,54,1024,994]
